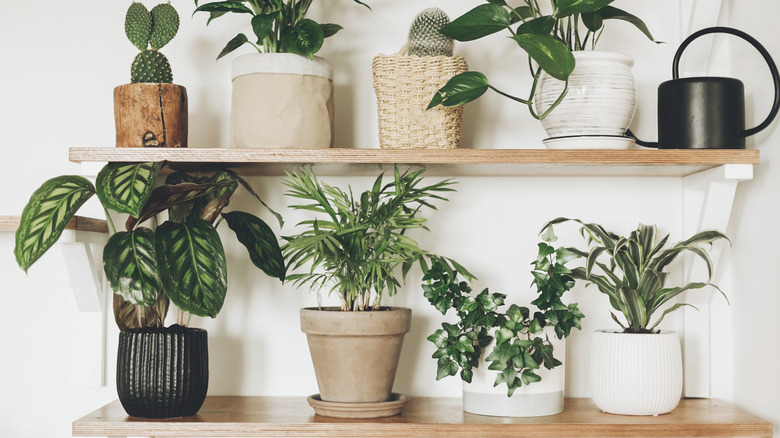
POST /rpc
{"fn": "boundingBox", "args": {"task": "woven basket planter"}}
[372,54,468,149]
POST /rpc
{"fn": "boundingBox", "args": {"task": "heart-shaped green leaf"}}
[155,218,228,318]
[96,162,161,218]
[512,34,575,81]
[556,0,614,18]
[15,176,95,272]
[251,13,275,44]
[103,228,161,306]
[281,19,324,58]
[440,4,511,41]
[427,71,490,109]
[222,211,286,281]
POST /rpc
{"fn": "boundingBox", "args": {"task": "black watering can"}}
[630,27,780,149]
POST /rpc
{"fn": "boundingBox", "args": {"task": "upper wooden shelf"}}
[72,396,772,438]
[69,148,760,177]
[0,215,108,234]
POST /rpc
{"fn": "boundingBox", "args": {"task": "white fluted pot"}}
[589,330,682,416]
[534,51,637,138]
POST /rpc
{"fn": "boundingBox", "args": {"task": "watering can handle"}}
[673,26,780,138]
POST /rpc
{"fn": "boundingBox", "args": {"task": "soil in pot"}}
[116,324,208,418]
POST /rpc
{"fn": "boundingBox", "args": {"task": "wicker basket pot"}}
[372,54,468,149]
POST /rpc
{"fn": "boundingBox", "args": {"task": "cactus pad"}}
[150,3,180,50]
[408,8,454,57]
[131,50,173,83]
[125,2,152,51]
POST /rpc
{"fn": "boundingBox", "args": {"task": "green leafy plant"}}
[193,0,370,60]
[281,167,466,311]
[427,0,656,119]
[424,229,583,396]
[542,218,729,333]
[126,2,180,83]
[15,163,285,330]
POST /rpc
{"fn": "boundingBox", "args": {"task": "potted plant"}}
[427,0,656,144]
[193,0,370,149]
[372,8,469,150]
[423,228,583,417]
[115,2,188,148]
[281,166,466,418]
[14,163,285,418]
[542,218,728,416]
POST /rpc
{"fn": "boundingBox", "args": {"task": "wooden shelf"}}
[69,148,760,177]
[72,397,772,438]
[0,215,108,233]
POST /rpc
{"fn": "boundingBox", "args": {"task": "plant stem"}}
[135,305,143,328]
[177,308,184,326]
[488,85,531,105]
[103,207,117,234]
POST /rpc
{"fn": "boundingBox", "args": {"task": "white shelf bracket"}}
[681,163,752,398]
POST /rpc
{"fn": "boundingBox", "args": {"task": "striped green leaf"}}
[113,291,169,330]
[15,176,96,272]
[128,176,235,228]
[96,162,162,218]
[223,211,286,281]
[103,228,161,306]
[155,218,227,318]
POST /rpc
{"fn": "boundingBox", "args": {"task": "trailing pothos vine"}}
[423,228,584,396]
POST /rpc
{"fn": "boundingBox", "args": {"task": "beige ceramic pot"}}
[300,307,411,403]
[113,83,188,148]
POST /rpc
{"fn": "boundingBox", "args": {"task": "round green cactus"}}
[408,8,454,57]
[125,2,152,51]
[149,3,180,50]
[131,50,173,83]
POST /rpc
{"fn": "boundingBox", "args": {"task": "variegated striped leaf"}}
[127,177,236,228]
[103,228,161,306]
[223,211,286,281]
[113,289,170,330]
[15,176,96,272]
[155,218,227,318]
[96,162,162,218]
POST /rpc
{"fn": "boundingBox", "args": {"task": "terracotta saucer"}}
[306,393,410,418]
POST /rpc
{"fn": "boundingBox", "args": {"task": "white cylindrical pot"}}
[463,327,565,417]
[231,53,334,149]
[534,51,637,138]
[589,330,682,416]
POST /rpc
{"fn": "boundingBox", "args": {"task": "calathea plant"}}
[424,229,583,396]
[126,2,180,83]
[193,0,370,59]
[15,163,285,329]
[427,0,655,119]
[542,218,728,333]
[281,166,469,311]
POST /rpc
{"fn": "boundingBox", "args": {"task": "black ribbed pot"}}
[116,325,209,418]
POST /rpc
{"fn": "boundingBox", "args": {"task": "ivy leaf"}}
[436,357,459,380]
[427,329,449,348]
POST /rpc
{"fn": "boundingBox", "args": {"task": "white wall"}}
[0,0,774,437]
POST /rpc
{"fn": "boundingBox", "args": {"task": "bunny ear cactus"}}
[125,2,180,83]
[407,8,454,57]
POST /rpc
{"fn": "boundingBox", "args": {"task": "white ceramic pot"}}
[231,53,334,149]
[534,51,637,138]
[589,330,682,416]
[463,327,565,417]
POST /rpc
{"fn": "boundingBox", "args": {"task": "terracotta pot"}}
[113,83,188,148]
[116,325,208,418]
[231,53,334,148]
[300,307,411,403]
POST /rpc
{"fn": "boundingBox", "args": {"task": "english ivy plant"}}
[193,0,371,60]
[542,218,729,333]
[15,162,285,330]
[428,0,656,119]
[424,229,584,396]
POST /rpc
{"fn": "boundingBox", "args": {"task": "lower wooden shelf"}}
[72,396,772,438]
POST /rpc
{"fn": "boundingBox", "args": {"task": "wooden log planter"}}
[114,83,188,148]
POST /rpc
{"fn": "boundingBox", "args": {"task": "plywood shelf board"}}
[0,215,108,233]
[72,397,772,438]
[69,148,760,177]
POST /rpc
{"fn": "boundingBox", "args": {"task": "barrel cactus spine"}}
[125,2,180,83]
[407,8,454,57]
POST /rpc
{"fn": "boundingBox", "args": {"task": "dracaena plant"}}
[193,0,370,60]
[428,0,655,119]
[424,229,583,396]
[542,218,729,333]
[281,166,465,311]
[15,162,286,330]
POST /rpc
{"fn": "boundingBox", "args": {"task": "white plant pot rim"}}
[231,53,333,81]
[572,51,634,67]
[594,329,676,336]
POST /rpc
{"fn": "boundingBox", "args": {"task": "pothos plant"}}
[542,218,729,333]
[428,0,656,119]
[281,166,468,311]
[193,0,370,60]
[15,162,285,330]
[424,228,584,396]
